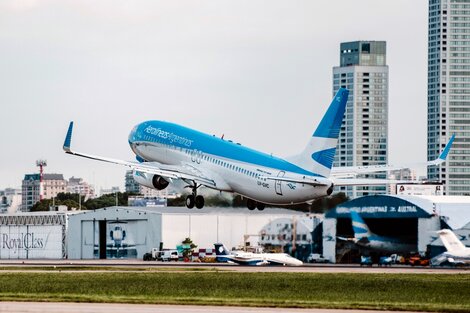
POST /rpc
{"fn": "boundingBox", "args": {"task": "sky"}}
[0,0,428,191]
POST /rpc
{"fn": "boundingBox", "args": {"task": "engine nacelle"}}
[132,171,170,190]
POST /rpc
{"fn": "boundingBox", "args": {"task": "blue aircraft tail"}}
[350,211,372,240]
[287,88,349,177]
[214,243,231,263]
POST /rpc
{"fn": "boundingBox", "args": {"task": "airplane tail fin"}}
[350,211,372,240]
[287,88,349,177]
[438,229,466,253]
[214,243,230,256]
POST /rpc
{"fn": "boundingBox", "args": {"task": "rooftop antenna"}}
[36,159,47,201]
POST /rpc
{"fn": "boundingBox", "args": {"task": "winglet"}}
[439,134,455,161]
[63,121,74,153]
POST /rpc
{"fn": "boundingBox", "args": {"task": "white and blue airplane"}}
[214,243,303,266]
[431,229,470,266]
[346,211,416,253]
[63,88,454,210]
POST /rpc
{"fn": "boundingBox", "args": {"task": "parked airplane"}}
[214,243,303,266]
[63,88,454,210]
[431,229,470,266]
[343,211,416,253]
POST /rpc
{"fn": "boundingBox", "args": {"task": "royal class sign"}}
[0,225,63,259]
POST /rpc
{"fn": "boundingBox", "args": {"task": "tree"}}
[181,237,197,260]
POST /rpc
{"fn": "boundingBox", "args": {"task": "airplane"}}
[430,229,470,266]
[341,211,416,253]
[63,87,455,210]
[214,243,303,266]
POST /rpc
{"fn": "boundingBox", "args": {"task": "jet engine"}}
[132,171,170,190]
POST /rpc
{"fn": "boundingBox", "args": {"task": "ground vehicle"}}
[407,254,430,266]
[143,249,179,261]
[307,253,329,263]
[360,256,373,266]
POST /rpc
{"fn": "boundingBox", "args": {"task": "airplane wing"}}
[331,178,418,186]
[331,134,455,178]
[62,122,216,187]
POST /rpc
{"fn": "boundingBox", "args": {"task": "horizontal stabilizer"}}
[331,134,455,177]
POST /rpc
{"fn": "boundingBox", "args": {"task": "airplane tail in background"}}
[214,243,230,256]
[438,229,467,253]
[214,243,232,263]
[287,88,349,177]
[350,211,372,241]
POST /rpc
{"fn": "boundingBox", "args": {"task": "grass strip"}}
[0,272,468,312]
[0,266,219,272]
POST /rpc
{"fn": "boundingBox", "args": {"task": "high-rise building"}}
[428,0,470,195]
[21,174,67,211]
[333,41,389,198]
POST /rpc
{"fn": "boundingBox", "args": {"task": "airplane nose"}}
[128,124,139,144]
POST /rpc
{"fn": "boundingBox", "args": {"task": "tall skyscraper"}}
[428,0,470,195]
[333,41,389,198]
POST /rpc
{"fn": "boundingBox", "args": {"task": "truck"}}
[306,253,329,263]
[143,248,179,261]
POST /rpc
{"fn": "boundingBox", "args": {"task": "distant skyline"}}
[0,0,428,191]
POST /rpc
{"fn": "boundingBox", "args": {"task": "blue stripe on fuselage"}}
[129,121,322,177]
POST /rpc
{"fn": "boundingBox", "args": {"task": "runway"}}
[0,259,468,274]
[0,302,426,313]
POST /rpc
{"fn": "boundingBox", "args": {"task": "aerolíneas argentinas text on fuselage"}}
[63,88,454,210]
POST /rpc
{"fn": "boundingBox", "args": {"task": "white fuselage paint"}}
[131,141,331,205]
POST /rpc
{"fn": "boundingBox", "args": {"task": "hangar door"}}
[80,220,148,259]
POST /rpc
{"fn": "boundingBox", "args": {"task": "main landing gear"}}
[185,183,204,209]
[246,199,265,211]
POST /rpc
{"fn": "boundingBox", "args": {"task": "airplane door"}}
[275,171,285,196]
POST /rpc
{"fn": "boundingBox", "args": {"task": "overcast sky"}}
[0,0,428,191]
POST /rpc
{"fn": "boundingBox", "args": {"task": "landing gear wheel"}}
[186,195,195,209]
[247,199,256,210]
[195,195,205,209]
[257,203,265,211]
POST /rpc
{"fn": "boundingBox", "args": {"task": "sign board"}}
[396,184,443,196]
[0,225,63,259]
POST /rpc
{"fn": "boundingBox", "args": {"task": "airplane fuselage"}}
[128,120,332,205]
[356,236,416,254]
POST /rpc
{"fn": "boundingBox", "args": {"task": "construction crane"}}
[36,159,47,201]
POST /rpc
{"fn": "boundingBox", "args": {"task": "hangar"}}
[322,195,470,263]
[0,212,67,259]
[67,206,305,260]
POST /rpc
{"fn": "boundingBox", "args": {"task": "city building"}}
[99,186,121,196]
[428,0,470,195]
[21,174,67,211]
[333,41,389,198]
[67,177,95,200]
[0,188,22,213]
[125,171,140,194]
